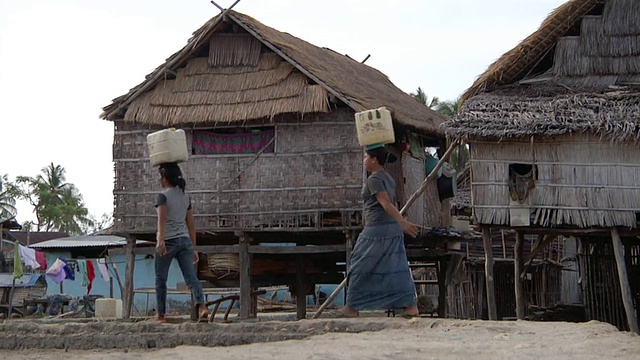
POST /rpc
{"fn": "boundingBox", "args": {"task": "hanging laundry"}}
[78,260,89,288]
[35,251,47,269]
[57,258,75,281]
[13,245,24,279]
[18,244,39,270]
[46,258,67,284]
[86,260,95,294]
[96,258,110,282]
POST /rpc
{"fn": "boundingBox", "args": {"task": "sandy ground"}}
[3,317,640,360]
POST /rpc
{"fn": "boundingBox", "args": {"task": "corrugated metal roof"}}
[3,231,70,245]
[28,235,151,249]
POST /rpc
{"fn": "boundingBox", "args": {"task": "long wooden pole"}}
[312,139,460,319]
[611,227,639,334]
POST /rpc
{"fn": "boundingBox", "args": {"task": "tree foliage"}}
[14,163,93,235]
[410,87,440,109]
[0,174,18,221]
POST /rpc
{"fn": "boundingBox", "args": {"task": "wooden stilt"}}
[344,231,354,305]
[437,257,449,317]
[122,235,135,319]
[514,231,525,320]
[610,228,639,334]
[477,270,485,319]
[296,256,307,320]
[482,226,497,320]
[238,232,252,319]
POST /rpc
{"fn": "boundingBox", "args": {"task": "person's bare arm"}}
[186,208,197,246]
[186,208,199,263]
[375,191,418,237]
[156,205,168,255]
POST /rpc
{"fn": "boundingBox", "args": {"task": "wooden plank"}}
[514,231,525,320]
[611,228,639,334]
[482,226,497,320]
[122,235,136,319]
[250,245,345,254]
[238,233,252,319]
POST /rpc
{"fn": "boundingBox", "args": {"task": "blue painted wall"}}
[42,251,192,314]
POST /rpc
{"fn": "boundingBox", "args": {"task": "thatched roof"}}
[101,10,447,135]
[448,0,640,140]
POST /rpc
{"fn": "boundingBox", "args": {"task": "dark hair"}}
[366,147,389,166]
[159,163,186,192]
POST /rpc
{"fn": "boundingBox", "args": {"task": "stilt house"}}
[446,0,640,332]
[101,9,448,319]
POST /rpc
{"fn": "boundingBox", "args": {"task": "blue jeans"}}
[155,236,205,315]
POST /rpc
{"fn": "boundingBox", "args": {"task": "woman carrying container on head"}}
[341,145,420,318]
[155,163,207,322]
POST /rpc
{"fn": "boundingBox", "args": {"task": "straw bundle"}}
[207,253,240,279]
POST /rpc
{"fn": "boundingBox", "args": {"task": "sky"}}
[0,0,567,226]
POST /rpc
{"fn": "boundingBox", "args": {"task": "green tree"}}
[434,99,460,117]
[0,174,17,221]
[450,144,470,173]
[15,163,93,234]
[411,87,439,109]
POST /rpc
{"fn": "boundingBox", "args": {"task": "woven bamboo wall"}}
[471,133,640,227]
[112,109,366,233]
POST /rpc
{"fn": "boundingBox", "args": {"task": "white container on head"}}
[147,128,189,166]
[355,107,395,146]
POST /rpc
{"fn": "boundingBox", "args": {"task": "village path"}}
[4,318,639,360]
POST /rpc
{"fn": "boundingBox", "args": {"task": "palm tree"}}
[411,87,439,109]
[16,163,93,234]
[0,174,17,221]
[434,99,460,117]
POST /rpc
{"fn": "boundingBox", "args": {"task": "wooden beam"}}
[482,226,497,320]
[514,231,525,320]
[122,235,136,319]
[238,233,252,319]
[610,228,639,334]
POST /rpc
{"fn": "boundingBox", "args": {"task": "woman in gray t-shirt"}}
[154,163,207,322]
[341,146,420,318]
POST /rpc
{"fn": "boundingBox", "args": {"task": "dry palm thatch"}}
[448,0,640,141]
[102,10,447,135]
[459,0,606,105]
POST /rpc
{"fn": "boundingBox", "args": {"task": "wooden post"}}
[437,257,448,317]
[482,226,497,320]
[109,277,114,299]
[122,235,136,319]
[238,232,252,319]
[514,231,525,320]
[296,256,307,320]
[611,228,639,334]
[344,231,354,305]
[477,270,485,319]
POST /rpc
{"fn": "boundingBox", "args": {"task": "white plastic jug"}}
[147,128,189,166]
[95,298,123,318]
[355,107,395,146]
